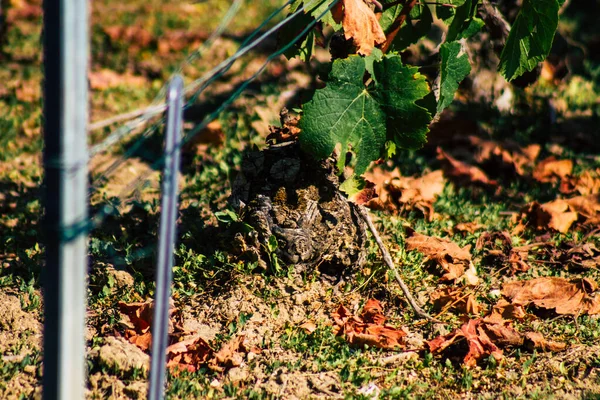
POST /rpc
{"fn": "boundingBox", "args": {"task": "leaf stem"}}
[356,205,441,323]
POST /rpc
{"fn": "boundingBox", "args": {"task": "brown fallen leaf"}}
[524,332,567,352]
[333,300,406,349]
[566,194,600,220]
[502,277,600,315]
[437,148,498,187]
[266,107,301,144]
[514,200,579,234]
[430,287,480,315]
[209,335,247,372]
[427,319,503,367]
[118,300,175,351]
[405,228,476,283]
[365,169,445,220]
[485,299,531,322]
[89,69,147,90]
[560,169,600,196]
[469,136,540,177]
[166,336,213,374]
[340,0,386,55]
[532,156,573,184]
[475,231,533,274]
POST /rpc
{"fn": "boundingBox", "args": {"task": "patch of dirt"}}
[89,336,150,376]
[0,289,42,399]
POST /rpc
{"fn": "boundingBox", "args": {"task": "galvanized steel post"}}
[148,75,184,400]
[42,0,89,398]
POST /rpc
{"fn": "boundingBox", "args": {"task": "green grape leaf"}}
[391,5,433,52]
[279,11,316,61]
[291,0,341,30]
[437,41,471,114]
[379,1,403,32]
[364,47,384,81]
[373,55,432,150]
[498,0,559,81]
[300,55,432,178]
[446,0,479,42]
[436,0,466,22]
[300,56,386,175]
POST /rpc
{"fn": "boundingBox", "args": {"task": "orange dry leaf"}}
[560,169,600,196]
[405,228,475,283]
[166,336,213,374]
[515,194,600,234]
[436,148,498,187]
[340,0,386,55]
[475,231,533,274]
[469,136,540,177]
[532,156,573,184]
[209,335,247,372]
[524,332,566,352]
[118,300,155,351]
[485,299,531,322]
[430,287,480,315]
[427,319,504,367]
[365,169,445,220]
[333,299,406,349]
[502,277,600,315]
[514,200,578,234]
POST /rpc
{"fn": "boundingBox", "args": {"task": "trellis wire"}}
[84,0,339,236]
[85,0,299,200]
[88,0,295,158]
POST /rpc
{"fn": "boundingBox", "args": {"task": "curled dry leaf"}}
[532,156,573,184]
[475,231,532,274]
[524,332,566,352]
[427,319,503,367]
[485,299,531,322]
[502,277,600,315]
[299,321,317,334]
[436,148,498,188]
[118,300,174,351]
[430,287,480,315]
[514,200,578,234]
[514,194,600,234]
[210,335,247,372]
[332,299,406,350]
[427,315,564,367]
[405,228,476,283]
[560,169,600,196]
[340,0,386,55]
[469,136,540,177]
[453,222,484,234]
[166,336,213,374]
[365,169,445,220]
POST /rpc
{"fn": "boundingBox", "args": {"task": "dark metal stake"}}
[148,75,184,400]
[42,0,89,399]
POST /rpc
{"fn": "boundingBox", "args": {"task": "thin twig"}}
[356,205,441,323]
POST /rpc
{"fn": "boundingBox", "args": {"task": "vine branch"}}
[356,205,441,323]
